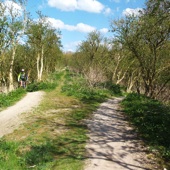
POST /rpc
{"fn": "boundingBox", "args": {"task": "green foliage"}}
[0,139,22,170]
[26,71,64,92]
[0,70,123,169]
[0,88,26,108]
[61,72,111,103]
[26,82,57,92]
[110,1,170,99]
[122,93,170,160]
[99,82,122,96]
[48,71,64,82]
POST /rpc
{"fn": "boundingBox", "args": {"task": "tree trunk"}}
[37,48,44,81]
[8,46,16,92]
[39,48,44,81]
[37,52,40,81]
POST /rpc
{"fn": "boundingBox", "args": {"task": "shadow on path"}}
[84,98,154,170]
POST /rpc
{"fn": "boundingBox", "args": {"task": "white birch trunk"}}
[37,47,44,81]
[37,53,40,81]
[116,70,127,85]
[8,46,16,92]
[39,48,44,81]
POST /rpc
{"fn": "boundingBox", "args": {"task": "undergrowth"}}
[121,93,170,168]
[61,71,122,103]
[26,71,64,92]
[0,70,121,170]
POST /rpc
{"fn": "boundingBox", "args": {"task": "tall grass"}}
[121,93,170,167]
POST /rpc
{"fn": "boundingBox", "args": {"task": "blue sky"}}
[5,0,146,52]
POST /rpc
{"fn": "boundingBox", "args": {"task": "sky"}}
[4,0,146,52]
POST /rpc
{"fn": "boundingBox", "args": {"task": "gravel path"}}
[0,91,44,138]
[84,97,155,170]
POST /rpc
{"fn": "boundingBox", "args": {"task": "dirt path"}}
[0,91,44,138]
[84,97,156,170]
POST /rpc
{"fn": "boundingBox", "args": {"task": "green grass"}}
[0,88,26,110]
[121,93,170,168]
[2,70,169,169]
[1,70,118,170]
[0,139,23,170]
[26,71,64,92]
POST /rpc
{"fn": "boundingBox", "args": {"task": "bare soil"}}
[84,97,158,170]
[0,91,44,138]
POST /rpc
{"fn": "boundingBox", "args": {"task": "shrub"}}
[26,82,57,92]
[61,73,110,103]
[103,82,122,95]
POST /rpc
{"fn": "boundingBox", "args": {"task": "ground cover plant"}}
[0,88,26,110]
[0,70,120,170]
[26,71,63,92]
[121,93,170,169]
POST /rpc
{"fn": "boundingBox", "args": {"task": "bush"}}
[26,82,57,92]
[61,72,110,103]
[103,82,122,95]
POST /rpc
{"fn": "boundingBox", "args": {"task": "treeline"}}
[0,0,169,103]
[0,0,63,92]
[65,0,170,102]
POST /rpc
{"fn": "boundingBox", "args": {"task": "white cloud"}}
[47,18,66,29]
[104,7,112,15]
[3,0,23,16]
[77,0,104,13]
[47,17,96,33]
[47,0,108,13]
[76,23,95,32]
[48,0,77,11]
[47,17,109,34]
[123,8,143,16]
[100,28,108,34]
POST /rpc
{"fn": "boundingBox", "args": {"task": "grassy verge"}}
[0,88,26,111]
[0,71,63,111]
[121,93,170,169]
[0,70,120,170]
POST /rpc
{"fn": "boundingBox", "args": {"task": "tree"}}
[0,2,9,91]
[110,1,170,98]
[0,0,28,91]
[76,31,110,86]
[27,12,62,81]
